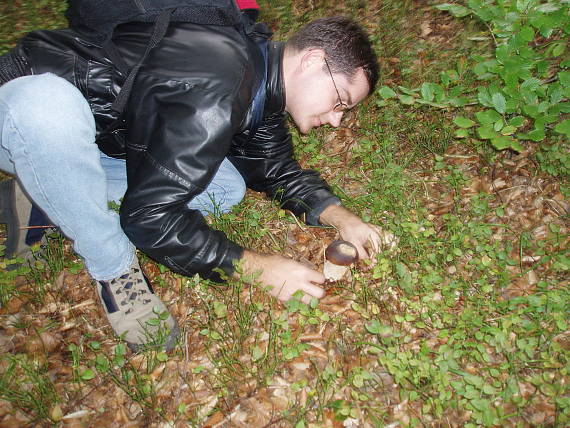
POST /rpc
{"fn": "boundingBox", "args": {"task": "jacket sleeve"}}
[229,112,341,225]
[120,76,246,282]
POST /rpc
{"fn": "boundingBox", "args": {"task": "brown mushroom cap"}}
[325,240,358,266]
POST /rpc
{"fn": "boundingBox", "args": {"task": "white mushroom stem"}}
[323,260,349,281]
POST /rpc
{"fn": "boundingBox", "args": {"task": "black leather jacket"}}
[15,22,340,280]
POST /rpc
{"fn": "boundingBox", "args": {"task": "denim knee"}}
[223,173,246,210]
[189,160,247,215]
[0,73,95,153]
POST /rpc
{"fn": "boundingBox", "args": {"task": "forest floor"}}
[0,0,568,427]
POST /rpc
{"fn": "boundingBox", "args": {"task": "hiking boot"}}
[0,178,52,259]
[96,257,180,352]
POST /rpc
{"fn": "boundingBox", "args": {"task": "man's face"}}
[285,51,370,134]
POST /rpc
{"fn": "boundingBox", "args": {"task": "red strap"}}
[236,0,259,10]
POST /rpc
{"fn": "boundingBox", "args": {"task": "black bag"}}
[65,0,271,136]
[65,0,242,44]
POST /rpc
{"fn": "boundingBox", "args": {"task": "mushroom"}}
[323,240,358,281]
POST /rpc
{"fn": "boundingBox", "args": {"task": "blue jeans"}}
[0,73,246,280]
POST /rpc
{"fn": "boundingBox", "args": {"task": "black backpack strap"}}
[249,37,268,135]
[102,40,130,76]
[110,8,174,114]
[66,0,242,43]
[243,20,272,136]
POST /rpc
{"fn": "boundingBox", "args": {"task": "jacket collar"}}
[264,41,285,115]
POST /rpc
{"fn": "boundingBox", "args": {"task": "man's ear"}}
[299,48,326,73]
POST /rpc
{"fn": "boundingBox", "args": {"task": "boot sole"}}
[126,322,181,353]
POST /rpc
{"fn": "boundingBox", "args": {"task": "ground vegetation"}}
[0,1,568,427]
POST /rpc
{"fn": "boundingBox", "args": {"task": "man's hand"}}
[319,204,397,259]
[237,250,325,304]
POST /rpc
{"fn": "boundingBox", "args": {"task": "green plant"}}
[383,0,570,152]
[0,245,31,306]
[89,342,168,420]
[535,140,570,178]
[0,354,61,424]
[68,341,95,383]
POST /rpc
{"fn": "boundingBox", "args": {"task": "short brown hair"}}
[286,16,379,94]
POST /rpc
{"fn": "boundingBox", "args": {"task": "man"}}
[0,9,391,351]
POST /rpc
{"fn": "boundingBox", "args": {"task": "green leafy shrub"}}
[382,0,569,153]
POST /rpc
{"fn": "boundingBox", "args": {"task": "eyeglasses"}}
[324,57,349,113]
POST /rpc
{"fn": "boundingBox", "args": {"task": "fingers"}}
[367,237,380,254]
[269,262,325,304]
[379,228,398,251]
[276,281,324,304]
[300,293,314,305]
[354,242,370,260]
[350,224,382,259]
[295,264,325,299]
[367,225,383,253]
[305,268,325,285]
[286,272,325,302]
[362,224,398,256]
[300,280,325,299]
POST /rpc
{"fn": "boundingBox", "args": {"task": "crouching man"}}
[0,10,391,351]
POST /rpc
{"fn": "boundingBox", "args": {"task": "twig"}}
[410,170,430,199]
[18,225,54,230]
[544,199,569,216]
[484,21,498,47]
[288,210,305,231]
